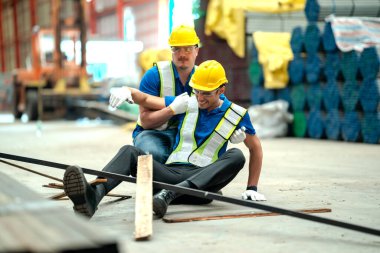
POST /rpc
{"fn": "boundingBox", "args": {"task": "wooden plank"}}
[43,178,108,190]
[43,180,131,200]
[134,155,153,240]
[163,208,332,223]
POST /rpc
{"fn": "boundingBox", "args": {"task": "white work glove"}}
[168,92,190,115]
[109,87,134,108]
[230,126,246,144]
[242,189,267,201]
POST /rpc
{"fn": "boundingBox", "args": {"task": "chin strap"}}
[0,152,379,237]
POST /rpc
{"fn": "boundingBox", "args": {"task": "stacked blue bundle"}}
[293,111,307,137]
[359,47,379,80]
[283,0,380,144]
[304,0,320,23]
[307,109,325,139]
[250,39,259,60]
[324,52,340,81]
[359,79,379,112]
[342,111,361,142]
[248,40,264,87]
[290,27,304,54]
[323,80,341,111]
[322,22,337,52]
[251,86,263,105]
[342,80,359,111]
[248,61,264,86]
[304,24,321,54]
[306,83,322,110]
[276,87,292,106]
[340,51,359,81]
[325,109,341,140]
[361,112,380,144]
[288,56,305,84]
[262,88,275,104]
[290,84,306,111]
[305,54,321,83]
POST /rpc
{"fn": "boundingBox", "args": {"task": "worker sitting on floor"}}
[63,60,266,219]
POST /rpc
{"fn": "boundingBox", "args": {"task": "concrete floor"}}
[0,119,379,253]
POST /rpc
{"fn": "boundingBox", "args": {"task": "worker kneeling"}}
[63,60,266,219]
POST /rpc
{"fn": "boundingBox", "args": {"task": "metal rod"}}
[0,158,63,182]
[0,152,379,237]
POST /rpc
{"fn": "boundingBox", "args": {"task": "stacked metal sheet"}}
[0,172,119,253]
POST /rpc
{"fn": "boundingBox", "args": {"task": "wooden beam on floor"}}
[163,208,332,223]
[134,155,153,240]
[42,179,131,200]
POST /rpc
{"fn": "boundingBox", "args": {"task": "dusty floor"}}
[0,119,379,253]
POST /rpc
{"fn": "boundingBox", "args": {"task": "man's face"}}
[193,86,224,111]
[171,45,199,71]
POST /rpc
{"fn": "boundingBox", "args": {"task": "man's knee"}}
[119,144,144,156]
[119,144,133,152]
[226,148,245,169]
[134,131,152,145]
[133,131,170,163]
[134,131,160,149]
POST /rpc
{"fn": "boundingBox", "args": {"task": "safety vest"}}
[137,61,175,130]
[166,96,247,167]
[157,61,176,97]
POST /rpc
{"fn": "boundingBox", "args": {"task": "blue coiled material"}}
[342,111,361,142]
[307,109,325,139]
[325,109,341,140]
[323,79,341,111]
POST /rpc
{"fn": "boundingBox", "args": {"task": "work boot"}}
[63,165,104,218]
[153,189,178,218]
[172,190,222,205]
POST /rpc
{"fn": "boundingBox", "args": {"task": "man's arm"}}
[110,86,165,110]
[241,133,266,201]
[244,134,263,187]
[110,87,189,129]
[139,106,174,129]
[129,87,165,110]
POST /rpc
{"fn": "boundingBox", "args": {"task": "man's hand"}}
[169,92,189,115]
[242,190,266,201]
[109,87,134,108]
[230,127,246,144]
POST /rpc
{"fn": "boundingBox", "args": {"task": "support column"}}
[12,0,21,68]
[117,0,123,39]
[89,0,97,35]
[0,2,5,72]
[30,0,40,76]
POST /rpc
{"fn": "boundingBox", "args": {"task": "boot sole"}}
[153,198,167,218]
[63,166,94,217]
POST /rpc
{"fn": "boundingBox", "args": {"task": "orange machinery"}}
[13,0,100,120]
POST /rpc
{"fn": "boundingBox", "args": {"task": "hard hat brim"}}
[169,43,199,47]
[189,80,222,91]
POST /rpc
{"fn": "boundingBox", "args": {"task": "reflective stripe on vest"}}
[137,61,175,130]
[156,61,175,97]
[166,96,247,167]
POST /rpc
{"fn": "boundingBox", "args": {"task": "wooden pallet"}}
[0,171,119,253]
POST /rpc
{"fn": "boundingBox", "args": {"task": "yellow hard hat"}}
[168,25,200,47]
[190,60,228,91]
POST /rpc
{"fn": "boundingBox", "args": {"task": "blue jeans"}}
[133,128,177,164]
